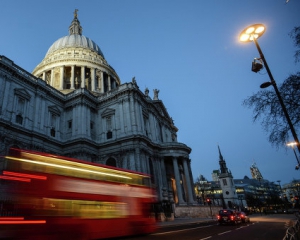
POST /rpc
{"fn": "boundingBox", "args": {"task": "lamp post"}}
[287,142,300,169]
[239,24,300,156]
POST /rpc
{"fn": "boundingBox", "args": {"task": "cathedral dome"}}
[32,9,120,94]
[45,34,104,58]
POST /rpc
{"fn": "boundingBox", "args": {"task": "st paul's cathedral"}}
[0,10,196,214]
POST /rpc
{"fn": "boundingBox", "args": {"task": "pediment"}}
[101,108,115,118]
[48,105,61,116]
[153,101,169,118]
[14,88,31,101]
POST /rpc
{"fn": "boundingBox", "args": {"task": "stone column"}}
[0,76,13,114]
[160,158,168,193]
[59,66,64,90]
[183,158,195,204]
[42,72,46,81]
[135,100,142,133]
[188,159,197,202]
[100,71,104,93]
[140,152,147,174]
[41,97,46,132]
[119,100,124,134]
[33,93,40,130]
[72,105,76,137]
[149,115,156,140]
[81,66,85,88]
[130,96,137,133]
[50,69,54,87]
[91,68,95,91]
[173,157,184,204]
[135,147,141,172]
[156,158,164,201]
[71,65,75,89]
[108,75,111,91]
[126,98,132,132]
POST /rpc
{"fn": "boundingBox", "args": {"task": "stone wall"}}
[174,206,220,218]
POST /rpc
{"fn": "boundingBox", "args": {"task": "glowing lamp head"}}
[239,24,266,42]
[287,141,298,148]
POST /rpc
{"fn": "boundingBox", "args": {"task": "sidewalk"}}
[158,217,217,227]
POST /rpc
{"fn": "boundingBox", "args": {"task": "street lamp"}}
[287,142,300,170]
[239,24,300,156]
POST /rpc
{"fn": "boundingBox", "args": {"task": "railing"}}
[283,212,300,240]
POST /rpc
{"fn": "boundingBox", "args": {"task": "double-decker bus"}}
[0,148,157,239]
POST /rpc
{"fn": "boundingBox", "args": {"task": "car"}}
[237,211,250,223]
[217,209,241,225]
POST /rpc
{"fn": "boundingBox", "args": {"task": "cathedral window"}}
[50,127,56,137]
[222,179,227,186]
[90,121,94,130]
[48,106,61,138]
[68,120,72,129]
[106,116,112,139]
[101,108,115,139]
[49,113,58,138]
[106,116,112,129]
[16,114,23,125]
[106,131,112,139]
[51,114,56,127]
[17,97,25,112]
[14,89,31,126]
[15,97,26,125]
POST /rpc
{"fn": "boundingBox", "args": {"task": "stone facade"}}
[174,206,219,219]
[0,11,196,214]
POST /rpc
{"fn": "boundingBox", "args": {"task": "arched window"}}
[106,157,116,167]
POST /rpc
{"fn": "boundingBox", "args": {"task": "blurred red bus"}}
[0,148,157,239]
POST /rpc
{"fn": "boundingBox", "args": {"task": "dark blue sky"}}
[1,0,300,184]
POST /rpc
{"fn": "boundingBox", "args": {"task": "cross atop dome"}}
[69,9,82,35]
[74,9,78,19]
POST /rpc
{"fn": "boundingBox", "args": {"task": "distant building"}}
[217,146,239,209]
[196,153,284,211]
[211,170,219,182]
[250,163,263,180]
[282,180,300,208]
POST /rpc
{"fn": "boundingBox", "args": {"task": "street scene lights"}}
[287,142,300,170]
[239,24,300,157]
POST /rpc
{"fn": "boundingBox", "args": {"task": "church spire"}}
[218,145,224,161]
[218,145,229,174]
[69,9,82,35]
